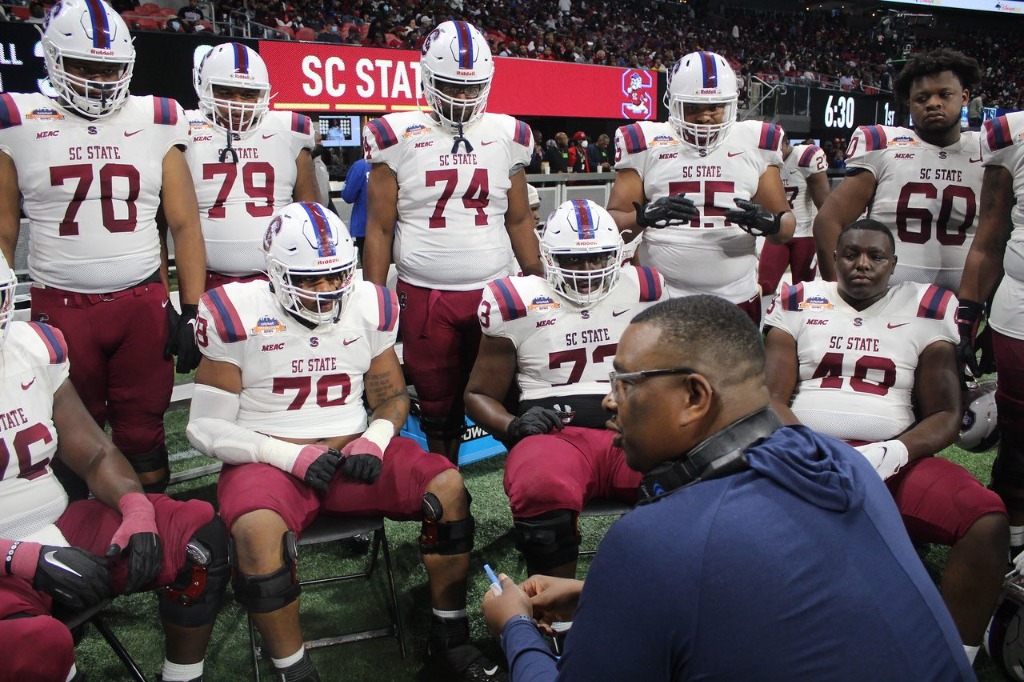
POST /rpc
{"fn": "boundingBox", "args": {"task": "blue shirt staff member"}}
[481,295,974,682]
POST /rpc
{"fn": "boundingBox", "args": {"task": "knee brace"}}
[419,413,465,441]
[159,515,230,628]
[419,493,475,554]
[513,510,580,574]
[131,444,170,494]
[230,531,301,614]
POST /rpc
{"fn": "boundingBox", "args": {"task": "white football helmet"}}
[959,380,999,452]
[0,253,16,347]
[263,202,357,327]
[194,42,271,136]
[41,0,135,119]
[420,20,494,134]
[540,199,623,307]
[665,51,738,154]
[986,575,1024,680]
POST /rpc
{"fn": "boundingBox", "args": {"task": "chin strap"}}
[638,408,782,504]
[218,130,239,164]
[451,120,474,154]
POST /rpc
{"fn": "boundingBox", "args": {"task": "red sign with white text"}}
[258,41,656,120]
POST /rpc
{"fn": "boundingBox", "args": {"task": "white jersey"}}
[363,111,533,290]
[0,322,71,540]
[782,143,828,238]
[478,266,666,413]
[765,279,957,442]
[185,110,315,277]
[845,125,983,292]
[614,119,785,302]
[196,280,399,439]
[0,93,188,292]
[980,113,1024,339]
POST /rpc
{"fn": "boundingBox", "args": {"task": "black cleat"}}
[427,643,508,681]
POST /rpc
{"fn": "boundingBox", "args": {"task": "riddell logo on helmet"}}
[697,88,720,95]
[456,69,476,76]
[89,48,116,57]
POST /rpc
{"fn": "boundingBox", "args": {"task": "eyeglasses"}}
[608,367,696,392]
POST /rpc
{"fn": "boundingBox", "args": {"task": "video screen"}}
[882,0,1024,15]
[319,115,361,148]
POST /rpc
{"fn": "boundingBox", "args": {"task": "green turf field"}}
[72,404,1007,681]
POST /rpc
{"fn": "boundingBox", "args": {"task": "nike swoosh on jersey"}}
[43,551,83,578]
[124,130,143,137]
[343,337,361,346]
[263,133,277,139]
[481,140,497,146]
[969,157,983,163]
[727,151,744,157]
[887,322,909,329]
[21,377,35,390]
[612,309,630,317]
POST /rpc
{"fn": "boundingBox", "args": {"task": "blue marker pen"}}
[484,563,502,595]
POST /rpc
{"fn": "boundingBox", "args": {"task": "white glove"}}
[1011,549,1024,578]
[854,440,909,480]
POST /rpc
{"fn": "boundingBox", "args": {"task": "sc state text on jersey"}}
[438,152,479,166]
[290,357,338,373]
[680,165,723,178]
[0,407,29,432]
[68,146,123,161]
[828,335,880,352]
[918,168,963,182]
[565,328,612,346]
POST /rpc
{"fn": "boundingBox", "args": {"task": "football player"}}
[186,203,503,681]
[465,200,666,578]
[959,109,1024,561]
[813,48,983,290]
[0,0,206,500]
[764,219,1007,665]
[0,251,228,682]
[186,42,318,291]
[362,20,543,464]
[607,50,795,324]
[757,135,830,298]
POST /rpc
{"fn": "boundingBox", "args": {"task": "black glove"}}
[723,199,782,236]
[507,406,565,442]
[632,194,698,229]
[106,533,162,595]
[34,546,112,610]
[175,304,202,374]
[162,299,181,360]
[304,448,343,492]
[955,299,983,381]
[341,454,383,484]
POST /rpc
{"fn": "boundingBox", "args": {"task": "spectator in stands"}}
[317,19,344,43]
[177,0,204,30]
[0,0,206,499]
[545,132,570,173]
[967,90,983,130]
[765,220,1008,666]
[341,155,370,255]
[586,133,613,172]
[567,131,591,173]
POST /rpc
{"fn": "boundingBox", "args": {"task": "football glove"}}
[340,438,385,484]
[162,299,180,361]
[105,493,162,594]
[175,304,202,374]
[632,194,698,229]
[723,199,782,237]
[853,439,909,481]
[955,300,983,381]
[507,406,565,442]
[291,446,342,493]
[35,545,112,610]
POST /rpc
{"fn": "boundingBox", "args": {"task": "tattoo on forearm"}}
[365,371,406,412]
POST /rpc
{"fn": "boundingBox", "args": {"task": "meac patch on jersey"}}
[478,267,666,401]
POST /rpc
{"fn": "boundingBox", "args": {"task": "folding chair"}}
[61,599,149,682]
[578,498,632,558]
[247,515,406,681]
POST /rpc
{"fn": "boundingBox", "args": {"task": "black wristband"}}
[5,540,20,576]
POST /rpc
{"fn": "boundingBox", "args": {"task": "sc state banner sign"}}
[809,88,898,139]
[258,40,657,120]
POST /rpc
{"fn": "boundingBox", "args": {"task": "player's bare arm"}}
[363,347,410,432]
[751,165,796,245]
[464,333,518,436]
[813,170,877,280]
[363,163,399,285]
[292,148,319,203]
[905,340,962,461]
[52,378,146,508]
[606,168,645,242]
[162,146,206,307]
[0,152,21,268]
[506,169,542,276]
[960,165,1013,303]
[763,326,801,426]
[806,169,831,210]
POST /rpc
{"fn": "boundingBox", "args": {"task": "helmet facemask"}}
[267,259,356,327]
[422,67,491,134]
[540,199,624,308]
[668,97,736,155]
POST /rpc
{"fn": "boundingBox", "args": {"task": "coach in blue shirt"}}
[482,295,974,682]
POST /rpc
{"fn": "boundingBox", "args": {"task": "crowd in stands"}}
[3,0,1023,110]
